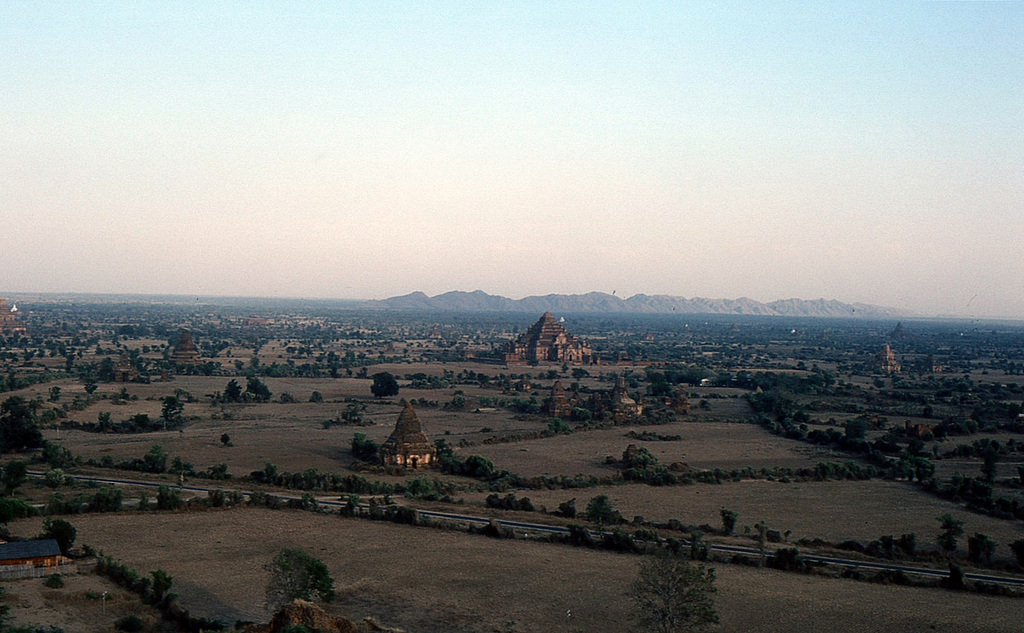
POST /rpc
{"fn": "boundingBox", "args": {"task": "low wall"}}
[0,561,77,581]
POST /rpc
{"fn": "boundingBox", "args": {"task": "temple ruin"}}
[543,380,574,418]
[877,343,901,374]
[380,402,436,469]
[505,312,593,365]
[0,299,26,333]
[170,329,202,365]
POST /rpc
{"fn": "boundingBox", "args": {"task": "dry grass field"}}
[8,509,1023,633]
[468,421,837,478]
[508,480,1024,556]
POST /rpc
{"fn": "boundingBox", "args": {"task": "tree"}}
[630,552,718,633]
[754,520,769,567]
[150,569,173,604]
[246,376,272,402]
[0,497,35,524]
[937,513,964,553]
[0,396,44,452]
[265,548,335,610]
[220,433,232,447]
[584,495,620,526]
[719,508,738,536]
[1010,539,1024,567]
[309,391,324,403]
[967,533,997,564]
[156,485,183,511]
[370,372,399,398]
[2,460,28,495]
[161,395,184,425]
[224,379,243,403]
[978,440,1000,483]
[41,517,76,555]
[144,444,168,473]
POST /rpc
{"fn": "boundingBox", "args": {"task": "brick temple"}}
[170,329,202,365]
[505,312,594,365]
[380,402,436,469]
[0,299,26,334]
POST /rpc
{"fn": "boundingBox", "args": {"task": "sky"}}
[1,2,1022,318]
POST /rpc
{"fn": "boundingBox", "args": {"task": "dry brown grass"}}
[9,509,1024,633]
[468,421,837,478]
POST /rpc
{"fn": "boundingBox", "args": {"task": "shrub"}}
[114,615,144,632]
[43,573,65,589]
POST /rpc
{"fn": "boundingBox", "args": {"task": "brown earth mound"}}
[246,600,359,633]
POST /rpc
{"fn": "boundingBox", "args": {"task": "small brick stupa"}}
[380,402,435,469]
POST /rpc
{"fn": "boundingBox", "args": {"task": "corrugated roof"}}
[0,539,62,561]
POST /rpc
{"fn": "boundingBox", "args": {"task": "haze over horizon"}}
[2,4,1022,318]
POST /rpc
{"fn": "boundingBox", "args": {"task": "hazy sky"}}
[2,3,1022,317]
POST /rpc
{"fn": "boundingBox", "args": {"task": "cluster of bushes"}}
[485,492,535,512]
[84,444,170,474]
[62,412,174,434]
[45,488,123,514]
[932,473,1024,521]
[622,447,678,486]
[324,403,371,428]
[350,433,379,461]
[835,533,918,559]
[625,430,681,441]
[404,476,456,502]
[247,463,395,495]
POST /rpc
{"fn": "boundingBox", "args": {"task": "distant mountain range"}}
[366,291,910,318]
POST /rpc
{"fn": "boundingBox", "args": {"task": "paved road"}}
[31,470,1024,589]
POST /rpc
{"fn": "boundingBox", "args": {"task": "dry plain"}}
[8,509,1023,633]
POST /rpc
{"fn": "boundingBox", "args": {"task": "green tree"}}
[967,533,997,565]
[937,513,964,553]
[224,379,243,403]
[630,552,718,633]
[44,468,67,488]
[584,495,620,526]
[0,396,44,452]
[309,391,324,403]
[150,569,173,604]
[754,520,769,567]
[2,460,28,495]
[160,395,184,426]
[265,548,335,610]
[0,497,36,524]
[41,517,76,555]
[144,444,168,473]
[719,508,738,536]
[220,433,232,447]
[370,372,400,398]
[245,376,272,402]
[1010,539,1024,567]
[156,485,183,510]
[978,439,1000,483]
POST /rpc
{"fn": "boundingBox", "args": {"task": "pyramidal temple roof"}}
[384,402,431,448]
